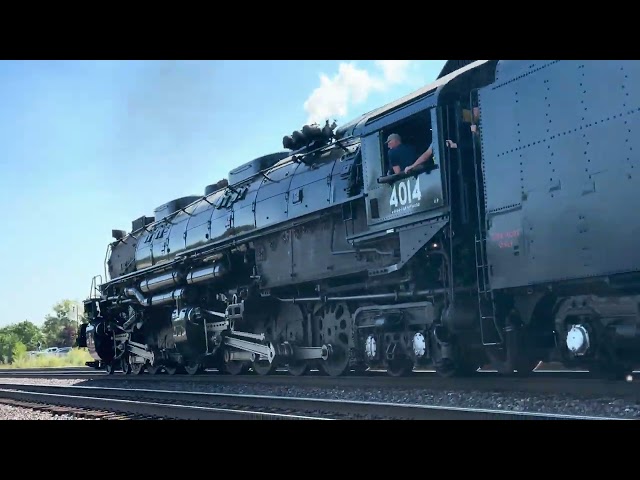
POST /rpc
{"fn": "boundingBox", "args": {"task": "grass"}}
[0,348,93,369]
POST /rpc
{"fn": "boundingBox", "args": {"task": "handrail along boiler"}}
[78,60,640,379]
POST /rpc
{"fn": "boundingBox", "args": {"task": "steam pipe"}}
[277,288,450,304]
[124,287,185,307]
[125,287,148,306]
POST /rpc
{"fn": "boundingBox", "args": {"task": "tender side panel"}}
[480,60,640,289]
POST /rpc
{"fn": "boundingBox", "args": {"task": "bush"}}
[12,341,27,362]
[0,348,93,369]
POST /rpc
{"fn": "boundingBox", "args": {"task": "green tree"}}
[0,299,86,363]
[42,300,83,348]
[3,320,44,351]
[0,332,20,363]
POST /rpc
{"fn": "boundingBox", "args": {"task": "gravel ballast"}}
[0,402,93,420]
[0,377,637,419]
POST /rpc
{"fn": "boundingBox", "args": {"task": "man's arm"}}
[405,144,433,173]
[388,149,402,174]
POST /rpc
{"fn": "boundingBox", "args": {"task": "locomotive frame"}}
[77,60,640,380]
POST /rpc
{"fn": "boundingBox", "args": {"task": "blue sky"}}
[0,59,446,327]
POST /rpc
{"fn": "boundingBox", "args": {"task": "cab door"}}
[363,107,446,227]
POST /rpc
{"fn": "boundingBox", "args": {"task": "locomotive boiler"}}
[77,60,640,380]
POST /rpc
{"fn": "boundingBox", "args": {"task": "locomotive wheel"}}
[590,364,632,381]
[131,363,145,375]
[163,365,178,375]
[512,357,542,377]
[271,303,308,376]
[147,364,161,375]
[431,327,480,378]
[434,359,464,377]
[350,363,369,375]
[435,355,480,378]
[386,357,414,377]
[485,345,541,377]
[252,358,276,375]
[315,302,353,377]
[105,362,115,375]
[224,361,249,375]
[287,360,310,376]
[588,352,633,381]
[121,356,132,375]
[184,362,202,375]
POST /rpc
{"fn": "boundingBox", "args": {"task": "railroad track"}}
[0,398,152,420]
[0,384,328,420]
[0,382,625,420]
[0,362,604,374]
[0,366,626,381]
[1,367,639,402]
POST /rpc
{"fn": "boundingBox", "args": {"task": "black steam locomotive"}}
[77,60,640,379]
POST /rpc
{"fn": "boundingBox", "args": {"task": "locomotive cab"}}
[361,105,447,227]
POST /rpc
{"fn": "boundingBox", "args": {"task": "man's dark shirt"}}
[388,143,417,172]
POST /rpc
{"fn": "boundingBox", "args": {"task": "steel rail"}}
[0,370,638,402]
[0,383,628,420]
[0,387,329,420]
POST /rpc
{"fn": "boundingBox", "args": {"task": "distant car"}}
[57,347,72,355]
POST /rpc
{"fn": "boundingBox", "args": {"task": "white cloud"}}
[374,60,412,84]
[303,60,417,125]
